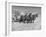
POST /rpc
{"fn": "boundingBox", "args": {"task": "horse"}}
[30,14,38,23]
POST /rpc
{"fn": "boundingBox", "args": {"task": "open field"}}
[12,14,41,31]
[12,6,41,31]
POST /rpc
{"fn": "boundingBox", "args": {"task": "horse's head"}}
[35,14,38,17]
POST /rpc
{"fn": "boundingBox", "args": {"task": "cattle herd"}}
[12,12,38,24]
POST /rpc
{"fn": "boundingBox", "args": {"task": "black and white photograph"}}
[1,0,46,37]
[0,0,46,36]
[12,6,41,31]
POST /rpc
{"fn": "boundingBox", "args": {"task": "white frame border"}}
[5,1,44,36]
